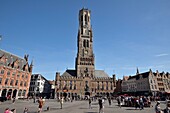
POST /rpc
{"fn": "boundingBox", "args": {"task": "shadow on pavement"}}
[84,112,98,113]
[125,109,141,110]
[79,107,89,109]
[43,107,61,112]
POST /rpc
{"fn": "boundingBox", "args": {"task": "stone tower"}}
[75,8,95,78]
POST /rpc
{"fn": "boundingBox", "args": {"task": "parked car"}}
[0,96,7,102]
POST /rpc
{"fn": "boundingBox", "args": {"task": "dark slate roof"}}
[94,70,109,78]
[128,71,150,80]
[61,69,110,78]
[0,49,27,70]
[61,70,76,77]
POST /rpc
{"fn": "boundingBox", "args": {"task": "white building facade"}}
[29,74,51,98]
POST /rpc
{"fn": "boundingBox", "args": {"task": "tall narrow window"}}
[22,90,26,96]
[18,90,22,96]
[15,80,18,86]
[102,82,104,90]
[0,78,2,84]
[83,40,86,47]
[20,81,23,86]
[110,82,113,90]
[70,81,72,90]
[97,81,100,90]
[85,15,87,21]
[10,80,14,86]
[24,82,27,87]
[87,40,89,47]
[81,28,83,34]
[106,82,108,90]
[5,78,8,85]
[81,15,83,21]
[7,71,10,76]
[1,70,4,74]
[74,81,76,90]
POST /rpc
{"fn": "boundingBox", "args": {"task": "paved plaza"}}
[0,99,167,113]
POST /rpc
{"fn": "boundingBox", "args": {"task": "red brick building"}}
[0,49,33,99]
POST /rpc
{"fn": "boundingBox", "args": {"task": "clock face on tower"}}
[84,50,88,55]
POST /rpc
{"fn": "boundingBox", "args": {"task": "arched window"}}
[18,89,22,96]
[106,82,108,90]
[110,82,113,90]
[87,40,89,47]
[97,81,100,90]
[22,90,26,96]
[81,15,83,21]
[81,28,83,34]
[74,81,76,90]
[83,40,85,47]
[102,82,104,90]
[70,81,72,90]
[85,15,87,22]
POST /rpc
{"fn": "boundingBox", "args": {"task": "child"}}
[23,107,28,113]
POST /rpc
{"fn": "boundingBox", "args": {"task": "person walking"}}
[98,98,103,113]
[108,97,111,106]
[12,97,16,104]
[4,108,10,113]
[139,96,144,110]
[10,109,16,113]
[117,96,122,108]
[38,97,44,113]
[164,102,170,113]
[98,98,104,113]
[60,97,64,109]
[155,101,162,113]
[89,98,92,109]
[135,97,140,110]
[23,107,28,113]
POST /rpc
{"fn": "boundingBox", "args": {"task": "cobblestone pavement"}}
[0,99,167,113]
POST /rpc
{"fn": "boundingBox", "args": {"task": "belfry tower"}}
[75,8,95,78]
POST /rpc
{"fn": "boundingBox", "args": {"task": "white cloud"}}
[155,54,168,57]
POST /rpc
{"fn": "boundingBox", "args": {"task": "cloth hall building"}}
[0,50,33,99]
[55,8,116,99]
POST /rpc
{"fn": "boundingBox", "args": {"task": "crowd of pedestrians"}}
[116,95,152,109]
[2,95,170,113]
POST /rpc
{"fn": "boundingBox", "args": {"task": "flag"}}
[0,35,2,40]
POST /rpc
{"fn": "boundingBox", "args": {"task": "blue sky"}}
[0,0,170,80]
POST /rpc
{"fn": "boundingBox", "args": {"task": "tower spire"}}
[76,8,95,78]
[136,67,139,75]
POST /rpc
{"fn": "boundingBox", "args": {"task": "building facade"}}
[55,8,116,99]
[122,69,170,97]
[0,49,33,99]
[29,74,51,98]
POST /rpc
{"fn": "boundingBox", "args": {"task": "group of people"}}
[155,101,170,113]
[4,108,16,113]
[116,95,152,109]
[88,97,105,113]
[3,95,170,113]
